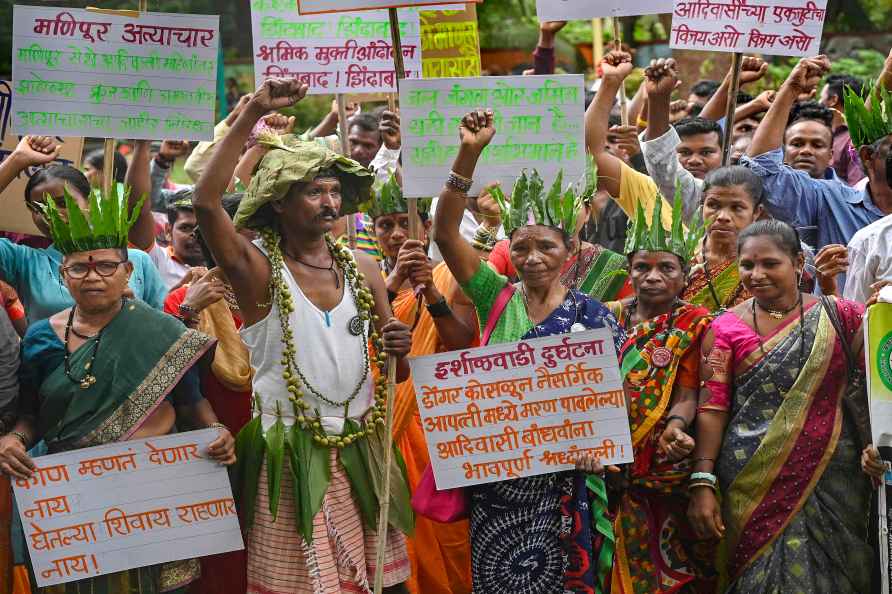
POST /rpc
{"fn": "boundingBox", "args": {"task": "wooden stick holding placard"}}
[612,16,629,126]
[337,93,358,249]
[92,0,148,197]
[373,9,413,594]
[720,52,743,166]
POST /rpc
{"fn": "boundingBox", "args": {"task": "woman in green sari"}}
[688,220,883,592]
[0,189,235,594]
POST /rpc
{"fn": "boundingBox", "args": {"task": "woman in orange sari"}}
[370,174,483,594]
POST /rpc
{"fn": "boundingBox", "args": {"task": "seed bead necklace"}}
[262,228,388,448]
[63,303,120,390]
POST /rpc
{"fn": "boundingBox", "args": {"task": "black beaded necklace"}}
[63,306,103,390]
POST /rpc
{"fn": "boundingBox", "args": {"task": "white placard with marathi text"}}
[296,0,464,15]
[251,0,421,94]
[670,0,827,57]
[399,74,585,198]
[11,5,219,140]
[14,429,243,588]
[536,0,674,21]
[410,329,633,490]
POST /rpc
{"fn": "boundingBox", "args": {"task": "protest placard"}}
[536,0,674,21]
[399,74,585,198]
[865,304,892,592]
[14,429,243,588]
[409,329,633,490]
[251,0,421,94]
[419,5,480,78]
[669,0,827,57]
[0,80,83,236]
[295,0,463,15]
[11,6,219,141]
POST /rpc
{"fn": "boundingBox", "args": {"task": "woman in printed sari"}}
[682,167,764,312]
[432,109,626,594]
[602,197,715,593]
[688,219,883,593]
[370,173,478,594]
[0,188,236,594]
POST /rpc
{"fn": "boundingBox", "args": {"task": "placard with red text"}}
[251,0,422,94]
[13,429,243,588]
[669,0,827,57]
[12,5,219,140]
[410,329,633,489]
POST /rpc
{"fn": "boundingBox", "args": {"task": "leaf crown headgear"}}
[623,185,705,262]
[40,184,144,255]
[845,84,892,148]
[362,171,432,219]
[488,157,595,236]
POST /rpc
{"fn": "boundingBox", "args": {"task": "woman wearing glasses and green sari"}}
[0,189,236,594]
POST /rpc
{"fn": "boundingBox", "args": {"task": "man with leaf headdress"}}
[0,186,235,593]
[193,79,414,594]
[598,196,716,594]
[364,172,477,594]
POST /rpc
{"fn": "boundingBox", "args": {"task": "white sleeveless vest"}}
[240,241,374,433]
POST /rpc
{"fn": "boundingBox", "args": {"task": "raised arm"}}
[585,50,634,198]
[431,109,496,285]
[747,55,830,157]
[125,140,157,251]
[644,58,679,142]
[0,136,60,195]
[699,56,767,122]
[193,79,308,323]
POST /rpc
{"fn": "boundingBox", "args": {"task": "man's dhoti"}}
[247,449,410,594]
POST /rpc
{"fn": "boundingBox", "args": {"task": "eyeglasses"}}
[62,261,126,279]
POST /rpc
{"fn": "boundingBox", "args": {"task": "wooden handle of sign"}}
[102,139,115,197]
[336,94,357,249]
[612,17,629,126]
[373,356,398,594]
[721,52,743,167]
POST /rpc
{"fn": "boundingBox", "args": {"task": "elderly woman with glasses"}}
[0,187,235,594]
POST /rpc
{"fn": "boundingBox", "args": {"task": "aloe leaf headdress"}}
[623,183,705,262]
[489,158,592,236]
[40,184,145,255]
[361,171,432,220]
[845,83,892,148]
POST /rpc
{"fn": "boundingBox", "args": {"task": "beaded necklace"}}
[63,301,123,390]
[261,228,388,448]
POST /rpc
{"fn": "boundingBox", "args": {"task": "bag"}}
[411,282,517,523]
[410,465,469,523]
[820,296,872,449]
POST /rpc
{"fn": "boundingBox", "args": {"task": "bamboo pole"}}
[337,94,357,249]
[373,9,413,594]
[721,52,743,166]
[612,16,629,126]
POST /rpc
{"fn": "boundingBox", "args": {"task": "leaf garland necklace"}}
[261,228,388,448]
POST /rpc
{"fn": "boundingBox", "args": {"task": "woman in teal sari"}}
[0,188,235,594]
[688,220,883,592]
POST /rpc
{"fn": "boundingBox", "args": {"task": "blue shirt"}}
[739,149,885,251]
[0,241,167,324]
